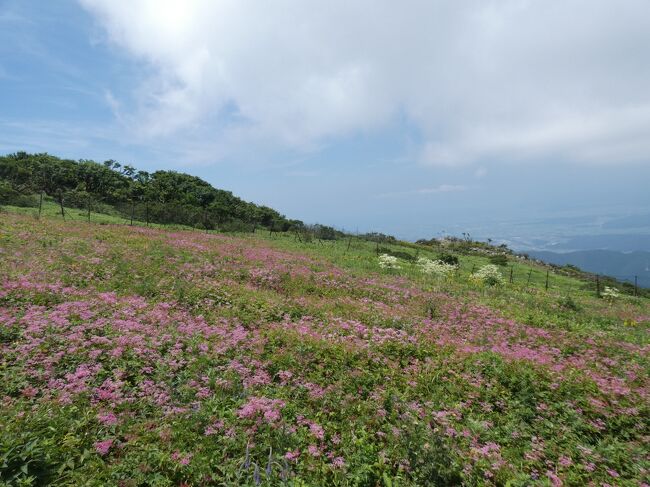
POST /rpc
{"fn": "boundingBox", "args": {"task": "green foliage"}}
[0,152,293,231]
[489,254,509,266]
[309,224,342,241]
[0,211,648,485]
[0,181,36,207]
[437,252,459,266]
[0,429,55,485]
[360,232,397,244]
[378,247,417,262]
[558,295,581,312]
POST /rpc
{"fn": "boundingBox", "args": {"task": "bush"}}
[558,295,581,311]
[378,247,416,262]
[437,253,459,266]
[602,286,621,301]
[417,257,456,278]
[361,232,397,244]
[378,254,401,270]
[220,219,255,233]
[0,182,37,207]
[471,264,505,286]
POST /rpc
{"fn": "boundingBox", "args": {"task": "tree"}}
[196,189,216,232]
[0,152,297,231]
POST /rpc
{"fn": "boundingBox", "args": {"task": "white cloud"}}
[79,0,650,165]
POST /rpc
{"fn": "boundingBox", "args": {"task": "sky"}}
[1,0,650,242]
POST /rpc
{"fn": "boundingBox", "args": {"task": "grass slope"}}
[0,209,648,486]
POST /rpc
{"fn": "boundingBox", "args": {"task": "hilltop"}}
[0,152,316,234]
[0,208,648,485]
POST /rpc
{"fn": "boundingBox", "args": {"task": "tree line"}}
[0,152,310,232]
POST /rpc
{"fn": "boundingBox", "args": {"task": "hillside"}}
[1,209,648,486]
[2,151,645,292]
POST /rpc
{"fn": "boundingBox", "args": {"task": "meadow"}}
[0,208,648,486]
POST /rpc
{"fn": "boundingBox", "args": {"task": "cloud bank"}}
[79,0,650,166]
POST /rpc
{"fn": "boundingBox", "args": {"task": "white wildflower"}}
[602,286,620,300]
[471,264,504,286]
[417,257,456,278]
[378,254,401,270]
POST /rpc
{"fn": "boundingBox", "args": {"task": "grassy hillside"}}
[2,198,194,230]
[1,209,648,486]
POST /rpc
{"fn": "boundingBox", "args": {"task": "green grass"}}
[1,199,196,230]
[1,204,647,486]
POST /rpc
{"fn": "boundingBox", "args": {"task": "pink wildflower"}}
[237,396,285,424]
[94,439,113,456]
[171,451,192,466]
[546,470,563,487]
[309,422,325,440]
[21,386,38,398]
[285,450,300,461]
[204,420,224,436]
[97,412,119,426]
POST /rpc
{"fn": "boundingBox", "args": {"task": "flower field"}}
[0,212,648,486]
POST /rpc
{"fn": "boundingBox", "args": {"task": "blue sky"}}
[1,0,650,242]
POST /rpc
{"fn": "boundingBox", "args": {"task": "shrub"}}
[417,257,456,278]
[361,232,397,244]
[378,247,416,262]
[220,219,255,233]
[0,181,37,207]
[558,295,581,311]
[437,253,459,266]
[471,264,505,286]
[378,254,401,270]
[602,286,621,301]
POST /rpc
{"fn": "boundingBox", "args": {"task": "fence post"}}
[58,191,66,221]
[527,269,533,286]
[545,270,549,291]
[596,275,600,297]
[634,275,638,297]
[509,266,514,284]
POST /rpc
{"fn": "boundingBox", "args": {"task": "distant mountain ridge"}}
[528,249,650,288]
